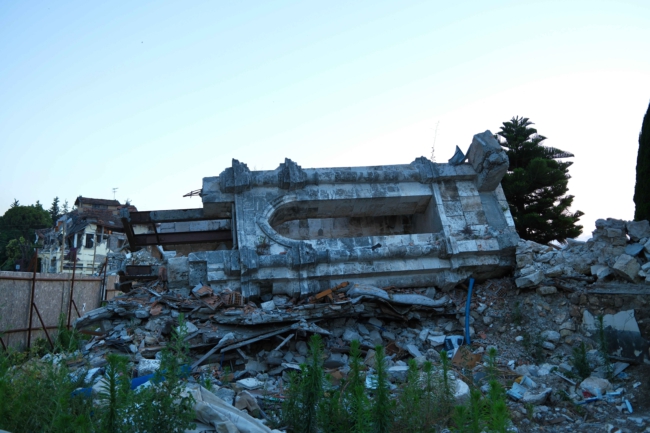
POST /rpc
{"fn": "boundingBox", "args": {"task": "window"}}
[85,233,94,248]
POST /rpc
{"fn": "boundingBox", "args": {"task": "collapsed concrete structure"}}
[121,130,519,300]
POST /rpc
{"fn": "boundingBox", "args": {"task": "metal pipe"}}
[465,278,475,345]
[0,275,101,282]
[32,303,53,349]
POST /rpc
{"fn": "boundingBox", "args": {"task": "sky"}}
[1,0,649,241]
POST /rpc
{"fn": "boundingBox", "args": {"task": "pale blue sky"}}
[1,0,649,240]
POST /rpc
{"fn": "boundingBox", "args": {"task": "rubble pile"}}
[514,218,650,288]
[63,219,650,432]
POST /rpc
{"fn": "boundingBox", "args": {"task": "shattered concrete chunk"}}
[612,254,640,282]
[515,270,543,288]
[536,286,557,295]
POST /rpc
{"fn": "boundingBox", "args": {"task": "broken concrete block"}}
[583,310,640,333]
[357,323,370,336]
[626,220,650,242]
[612,254,640,282]
[260,300,276,311]
[167,257,189,289]
[405,344,422,358]
[418,328,429,342]
[245,360,267,373]
[580,376,612,396]
[364,349,376,368]
[235,390,262,418]
[135,309,150,319]
[342,329,361,343]
[214,387,236,405]
[454,378,471,403]
[388,365,409,382]
[368,330,383,346]
[466,130,509,192]
[137,359,161,377]
[536,286,557,295]
[324,353,345,369]
[515,270,543,288]
[522,388,552,405]
[236,378,263,390]
[177,321,198,335]
[543,265,565,278]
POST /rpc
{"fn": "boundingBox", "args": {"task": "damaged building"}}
[120,130,519,299]
[37,197,134,275]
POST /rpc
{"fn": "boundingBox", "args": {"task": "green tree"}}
[634,100,650,221]
[2,237,33,270]
[49,197,61,224]
[496,117,583,244]
[0,203,52,270]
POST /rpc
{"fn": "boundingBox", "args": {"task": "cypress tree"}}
[634,100,650,221]
[496,116,583,244]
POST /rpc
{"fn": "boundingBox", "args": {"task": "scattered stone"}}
[541,342,556,350]
[541,330,560,343]
[260,300,276,311]
[580,376,612,396]
[295,341,309,356]
[536,286,557,295]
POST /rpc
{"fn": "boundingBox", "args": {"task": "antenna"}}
[431,121,440,162]
[112,188,118,200]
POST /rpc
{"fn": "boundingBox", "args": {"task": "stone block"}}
[612,254,640,282]
[626,220,650,242]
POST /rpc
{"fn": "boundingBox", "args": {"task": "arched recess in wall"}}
[267,195,443,241]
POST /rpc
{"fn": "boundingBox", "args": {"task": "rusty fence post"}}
[26,248,53,350]
[27,249,38,349]
[67,248,77,328]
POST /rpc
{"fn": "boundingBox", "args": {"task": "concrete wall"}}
[0,271,106,350]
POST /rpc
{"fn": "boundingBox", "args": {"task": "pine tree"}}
[634,100,650,221]
[49,197,61,223]
[62,199,70,214]
[496,116,583,244]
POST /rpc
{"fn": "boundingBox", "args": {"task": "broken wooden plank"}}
[274,333,294,351]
